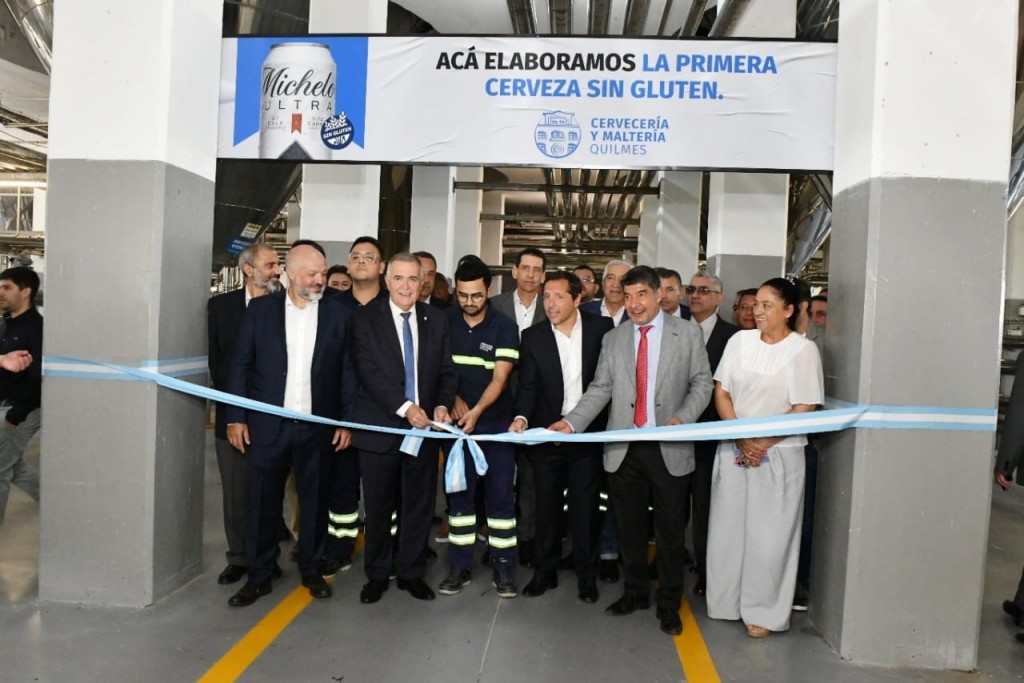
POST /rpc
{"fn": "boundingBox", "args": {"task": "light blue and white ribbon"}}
[42,356,998,464]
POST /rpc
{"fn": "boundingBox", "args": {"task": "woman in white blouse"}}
[705,277,824,638]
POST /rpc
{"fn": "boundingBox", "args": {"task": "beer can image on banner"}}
[259,42,336,160]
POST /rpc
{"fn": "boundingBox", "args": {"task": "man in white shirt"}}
[580,259,632,327]
[491,247,548,335]
[224,245,357,606]
[655,267,692,320]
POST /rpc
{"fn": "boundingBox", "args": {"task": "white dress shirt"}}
[513,290,539,337]
[555,313,584,416]
[698,312,718,345]
[600,299,626,326]
[283,295,318,415]
[390,299,420,416]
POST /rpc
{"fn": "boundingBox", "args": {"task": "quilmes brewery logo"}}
[535,111,581,159]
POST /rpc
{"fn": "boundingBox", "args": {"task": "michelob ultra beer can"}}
[259,42,336,160]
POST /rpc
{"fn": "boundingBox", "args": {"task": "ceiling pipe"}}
[680,0,708,37]
[588,0,613,35]
[549,0,573,34]
[506,0,538,33]
[3,0,52,74]
[623,0,652,35]
[708,0,752,38]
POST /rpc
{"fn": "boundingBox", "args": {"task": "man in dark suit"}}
[224,244,356,606]
[490,247,548,566]
[656,267,692,321]
[206,243,281,586]
[551,265,713,636]
[511,271,613,604]
[414,251,450,309]
[684,270,739,596]
[491,247,548,334]
[350,252,457,604]
[996,352,1024,643]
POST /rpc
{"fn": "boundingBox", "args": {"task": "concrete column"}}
[638,171,701,274]
[409,166,456,274]
[1007,208,1024,298]
[40,0,220,606]
[705,172,787,290]
[814,0,1017,668]
[301,0,387,263]
[453,167,483,261]
[480,192,504,268]
[705,0,793,290]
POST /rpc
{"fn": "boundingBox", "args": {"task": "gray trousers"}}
[215,437,249,565]
[0,406,40,524]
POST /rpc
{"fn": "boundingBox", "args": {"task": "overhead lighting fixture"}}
[0,180,45,189]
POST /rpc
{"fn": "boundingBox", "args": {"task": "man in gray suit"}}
[490,247,548,336]
[551,265,713,636]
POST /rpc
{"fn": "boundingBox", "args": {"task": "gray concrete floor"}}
[1,430,1023,682]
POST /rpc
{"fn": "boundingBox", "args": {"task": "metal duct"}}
[708,0,751,38]
[623,0,652,35]
[506,0,537,34]
[786,205,830,278]
[549,0,573,34]
[680,0,709,37]
[797,0,839,40]
[589,0,613,35]
[3,0,52,74]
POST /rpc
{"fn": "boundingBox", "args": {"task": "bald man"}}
[224,245,357,606]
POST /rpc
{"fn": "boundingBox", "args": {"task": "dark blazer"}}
[491,290,547,330]
[516,311,613,432]
[424,295,450,309]
[997,353,1024,482]
[349,298,458,454]
[207,288,246,439]
[223,292,357,446]
[698,316,740,424]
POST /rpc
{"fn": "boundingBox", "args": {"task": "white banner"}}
[218,36,837,171]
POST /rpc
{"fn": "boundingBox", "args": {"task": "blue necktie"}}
[401,311,416,403]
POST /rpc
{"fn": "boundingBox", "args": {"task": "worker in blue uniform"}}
[437,256,521,599]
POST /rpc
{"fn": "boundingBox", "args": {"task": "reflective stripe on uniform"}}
[328,511,359,524]
[487,517,516,531]
[449,514,477,527]
[328,526,359,539]
[452,354,495,370]
[390,525,399,536]
[495,348,519,360]
[489,535,517,549]
[449,532,477,546]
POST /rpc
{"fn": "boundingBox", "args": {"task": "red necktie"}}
[634,325,652,428]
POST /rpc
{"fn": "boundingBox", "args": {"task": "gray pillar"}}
[39,0,220,606]
[813,0,1017,668]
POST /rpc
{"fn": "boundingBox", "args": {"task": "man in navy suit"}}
[224,244,356,606]
[350,253,458,604]
[511,271,613,604]
[206,243,281,586]
[684,270,739,596]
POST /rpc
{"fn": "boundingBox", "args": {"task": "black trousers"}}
[360,444,438,581]
[529,441,603,580]
[215,437,249,566]
[246,421,331,584]
[609,442,691,612]
[691,440,718,579]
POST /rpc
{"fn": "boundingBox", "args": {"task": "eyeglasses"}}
[455,292,486,302]
[578,277,595,284]
[685,286,721,296]
[349,252,379,264]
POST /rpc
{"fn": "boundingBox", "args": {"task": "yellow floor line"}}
[675,599,722,683]
[198,536,364,683]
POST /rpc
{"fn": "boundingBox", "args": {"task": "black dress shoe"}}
[360,579,389,604]
[694,575,706,596]
[578,578,599,604]
[1005,600,1024,627]
[302,575,332,599]
[657,607,683,636]
[604,594,651,616]
[522,574,558,598]
[397,577,436,601]
[228,580,272,607]
[599,559,620,584]
[218,564,246,585]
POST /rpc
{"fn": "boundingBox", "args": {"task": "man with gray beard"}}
[224,245,357,606]
[207,244,281,586]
